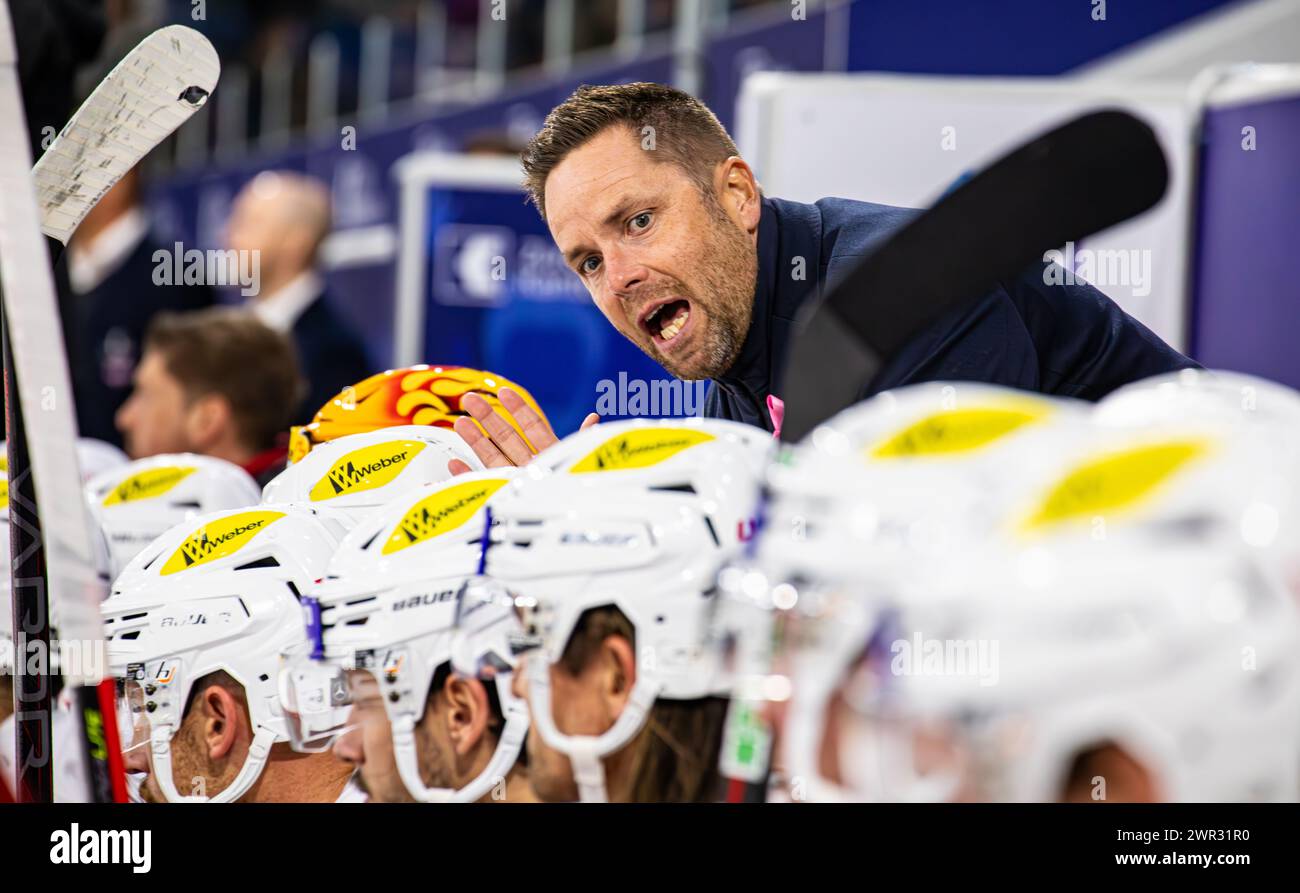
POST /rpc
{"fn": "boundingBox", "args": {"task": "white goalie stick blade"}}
[33,25,219,244]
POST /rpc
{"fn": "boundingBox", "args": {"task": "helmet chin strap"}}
[150,724,277,803]
[525,655,661,803]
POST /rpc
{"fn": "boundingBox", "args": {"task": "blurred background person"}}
[115,308,303,486]
[64,162,216,448]
[225,170,371,424]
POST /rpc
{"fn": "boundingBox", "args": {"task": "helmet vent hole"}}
[703,517,720,547]
[652,483,696,495]
[234,556,281,571]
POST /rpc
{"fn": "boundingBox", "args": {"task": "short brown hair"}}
[562,605,727,803]
[144,308,304,452]
[521,82,740,220]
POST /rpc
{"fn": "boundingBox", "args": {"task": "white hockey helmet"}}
[476,421,770,801]
[779,531,1300,803]
[776,404,1300,802]
[86,453,263,579]
[705,384,1088,787]
[1096,368,1300,430]
[260,425,484,523]
[283,469,525,803]
[103,502,351,803]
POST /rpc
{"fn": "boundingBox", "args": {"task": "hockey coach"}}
[450,82,1195,465]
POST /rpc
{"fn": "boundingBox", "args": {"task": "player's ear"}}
[185,392,232,448]
[599,634,637,721]
[716,156,761,234]
[200,683,245,761]
[1059,742,1161,803]
[443,675,490,757]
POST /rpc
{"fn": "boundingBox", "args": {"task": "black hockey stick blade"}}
[778,109,1169,442]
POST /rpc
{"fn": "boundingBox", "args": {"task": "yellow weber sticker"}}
[569,428,715,473]
[383,477,510,554]
[102,466,197,506]
[869,404,1048,459]
[160,510,286,575]
[309,441,426,501]
[0,456,8,511]
[1020,440,1210,532]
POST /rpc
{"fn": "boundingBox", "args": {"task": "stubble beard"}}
[641,207,757,382]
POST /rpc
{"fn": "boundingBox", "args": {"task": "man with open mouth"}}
[445,82,1195,469]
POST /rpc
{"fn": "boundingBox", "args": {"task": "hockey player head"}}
[261,426,484,524]
[86,453,264,578]
[115,308,302,463]
[283,471,531,803]
[104,503,355,803]
[474,418,772,802]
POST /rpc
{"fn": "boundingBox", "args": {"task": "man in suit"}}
[63,166,215,447]
[226,171,372,424]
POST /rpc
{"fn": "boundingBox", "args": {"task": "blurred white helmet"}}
[1096,368,1300,430]
[73,439,129,481]
[775,399,1300,802]
[283,469,525,803]
[103,503,351,803]
[260,425,483,523]
[478,418,771,802]
[86,453,263,579]
[709,384,1087,788]
[779,531,1300,803]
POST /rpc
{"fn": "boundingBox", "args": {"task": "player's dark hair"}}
[144,308,304,449]
[521,82,740,221]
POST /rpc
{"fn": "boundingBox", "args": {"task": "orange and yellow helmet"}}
[288,365,548,464]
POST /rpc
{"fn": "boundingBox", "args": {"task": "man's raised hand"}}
[448,387,599,474]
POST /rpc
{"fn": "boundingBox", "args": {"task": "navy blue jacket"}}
[291,290,373,425]
[62,236,214,447]
[705,197,1198,431]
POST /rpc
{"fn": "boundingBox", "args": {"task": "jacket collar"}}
[713,197,823,407]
